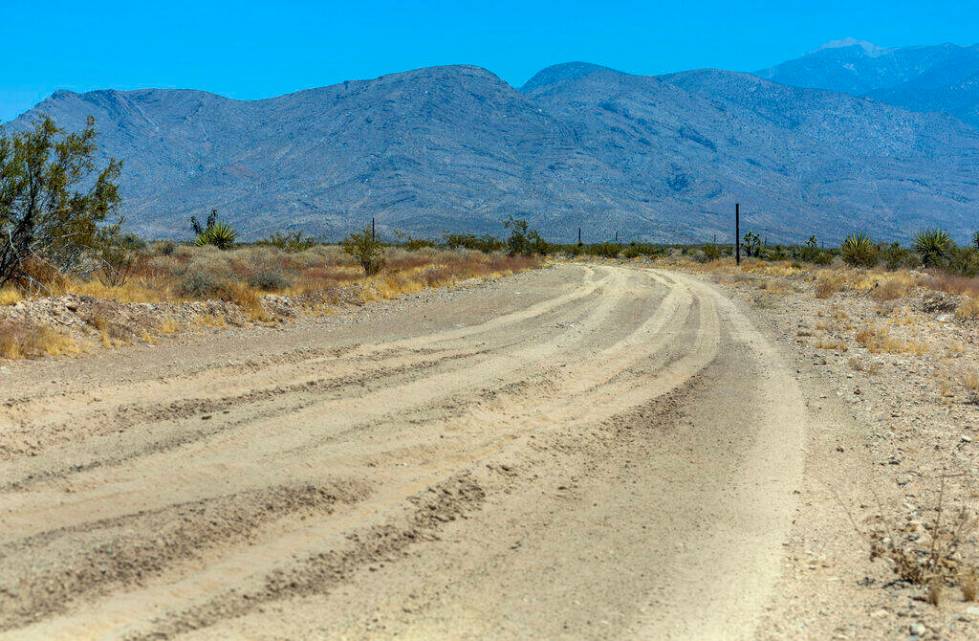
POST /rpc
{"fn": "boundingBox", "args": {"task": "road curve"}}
[0,264,807,640]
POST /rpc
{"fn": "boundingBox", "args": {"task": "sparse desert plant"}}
[342,226,385,275]
[741,232,762,258]
[192,209,237,250]
[248,269,291,291]
[444,233,504,253]
[815,271,847,299]
[702,243,722,261]
[503,216,547,257]
[881,243,913,271]
[841,233,879,268]
[261,231,316,252]
[914,228,954,268]
[177,270,223,298]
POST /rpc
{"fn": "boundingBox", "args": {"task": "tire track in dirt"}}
[0,265,808,641]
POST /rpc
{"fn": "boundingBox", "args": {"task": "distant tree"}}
[0,117,121,288]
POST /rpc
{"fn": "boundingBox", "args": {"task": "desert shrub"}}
[178,270,223,298]
[703,244,722,262]
[741,232,762,258]
[914,228,954,267]
[342,226,385,275]
[248,269,291,291]
[444,233,504,253]
[155,240,177,256]
[815,271,847,298]
[95,227,142,287]
[586,242,623,259]
[841,233,879,268]
[880,243,914,270]
[503,216,547,257]
[0,117,122,288]
[947,247,979,278]
[261,231,316,252]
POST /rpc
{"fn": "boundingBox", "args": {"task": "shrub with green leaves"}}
[342,226,385,275]
[881,242,913,271]
[261,231,316,252]
[702,244,722,261]
[0,117,122,287]
[913,229,954,267]
[741,232,762,258]
[444,233,504,253]
[841,233,879,268]
[503,216,547,256]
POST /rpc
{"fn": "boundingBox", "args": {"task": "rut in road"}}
[0,265,807,641]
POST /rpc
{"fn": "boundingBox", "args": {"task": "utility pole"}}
[371,217,376,241]
[735,203,741,266]
[577,227,582,246]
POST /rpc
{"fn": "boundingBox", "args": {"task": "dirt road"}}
[0,265,810,640]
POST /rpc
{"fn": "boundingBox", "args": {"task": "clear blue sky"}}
[2,0,978,121]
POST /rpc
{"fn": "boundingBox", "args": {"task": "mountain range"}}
[5,41,979,243]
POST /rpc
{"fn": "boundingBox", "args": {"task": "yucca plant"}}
[841,233,879,268]
[913,228,954,267]
[194,222,237,250]
[191,209,237,250]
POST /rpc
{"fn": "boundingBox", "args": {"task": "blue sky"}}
[2,0,978,121]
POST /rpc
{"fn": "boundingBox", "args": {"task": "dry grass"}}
[848,357,881,374]
[0,321,81,359]
[956,295,979,321]
[855,324,928,355]
[815,338,848,352]
[0,288,23,306]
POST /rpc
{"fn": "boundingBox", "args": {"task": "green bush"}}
[841,233,879,268]
[342,227,385,275]
[881,243,913,270]
[947,247,979,277]
[503,216,547,256]
[261,231,316,252]
[913,229,954,267]
[444,233,504,253]
[702,244,722,261]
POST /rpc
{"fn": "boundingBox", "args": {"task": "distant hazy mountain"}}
[6,60,979,243]
[757,40,979,126]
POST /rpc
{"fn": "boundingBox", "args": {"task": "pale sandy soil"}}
[0,263,972,640]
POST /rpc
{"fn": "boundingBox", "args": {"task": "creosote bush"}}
[342,226,385,275]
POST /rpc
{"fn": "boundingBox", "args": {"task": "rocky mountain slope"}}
[757,39,979,127]
[7,60,979,243]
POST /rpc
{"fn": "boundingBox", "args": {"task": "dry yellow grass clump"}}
[0,322,80,359]
[855,324,928,355]
[0,288,23,306]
